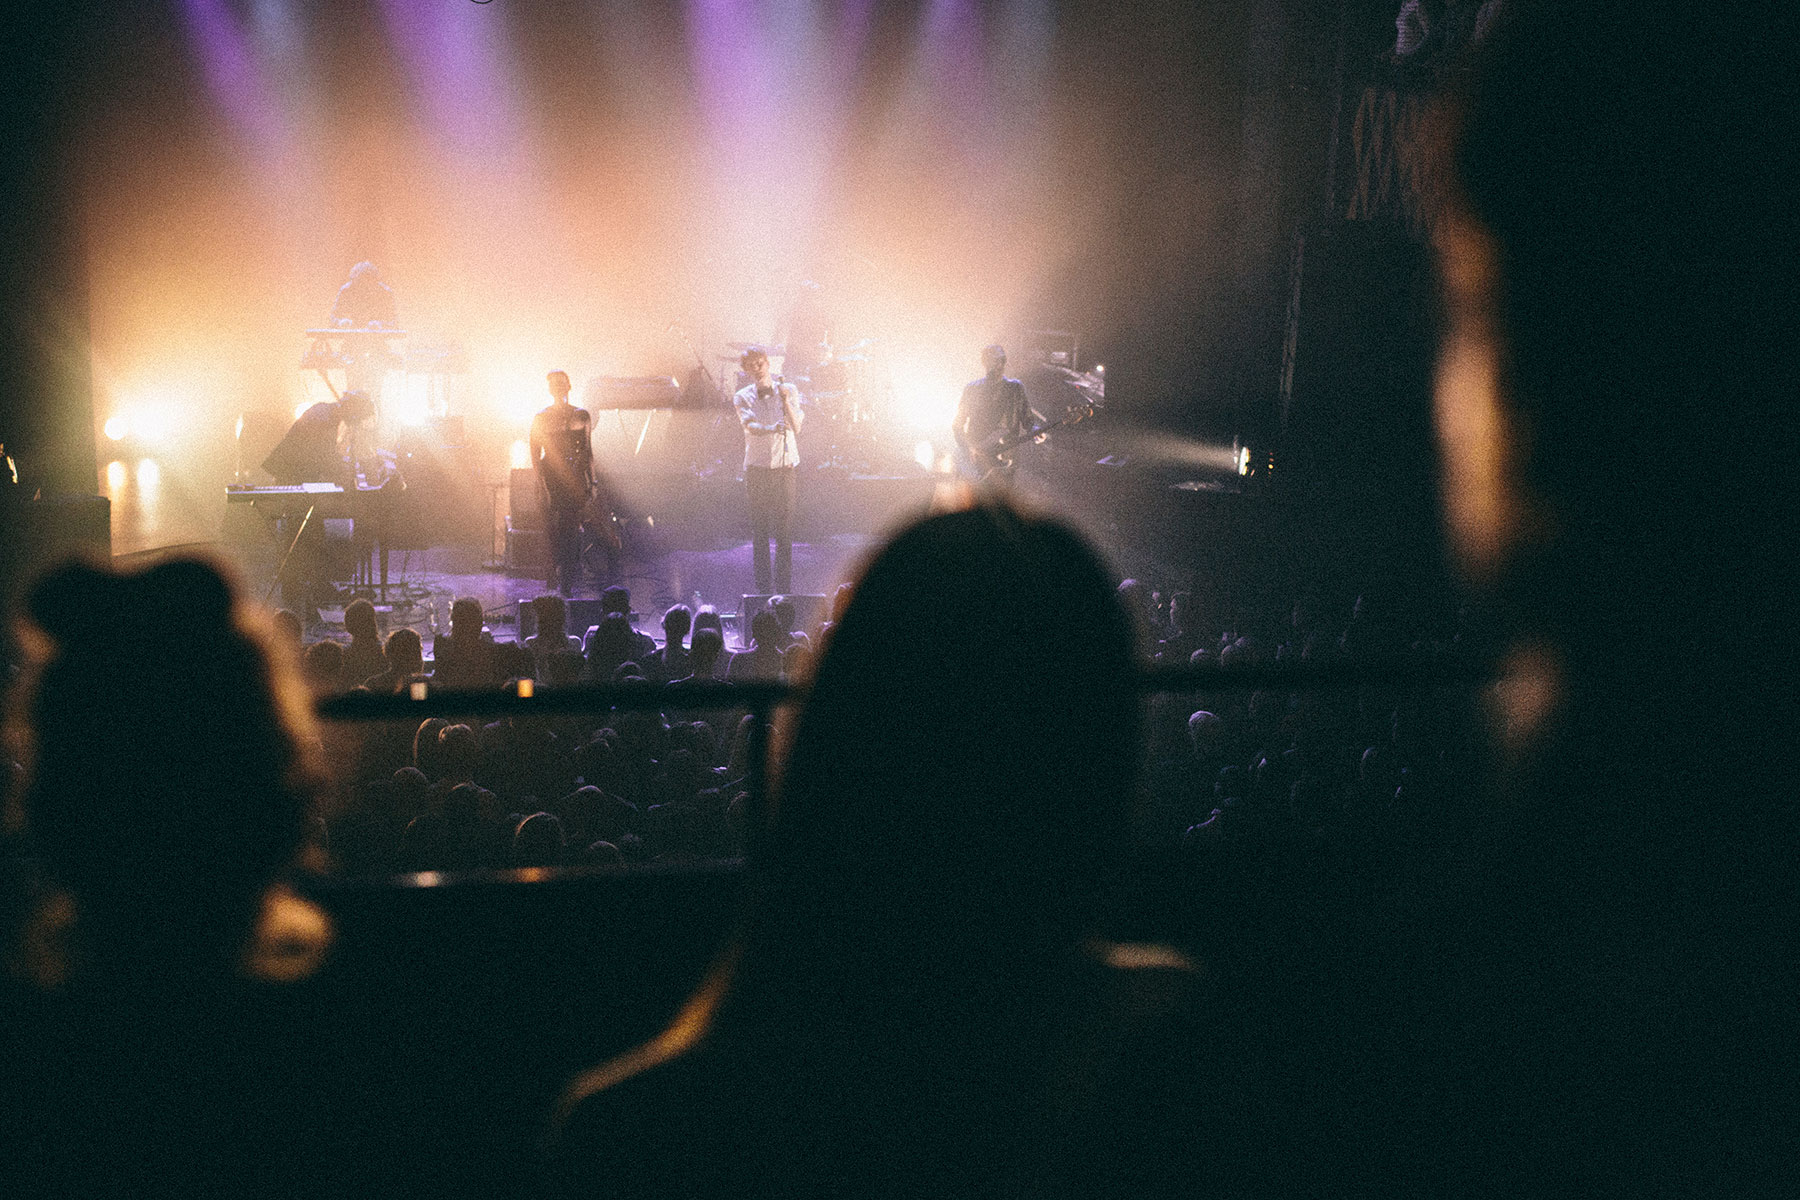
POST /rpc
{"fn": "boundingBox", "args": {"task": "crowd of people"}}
[280,571,1484,880]
[280,585,838,874]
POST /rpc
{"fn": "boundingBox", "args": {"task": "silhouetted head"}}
[450,597,483,638]
[748,609,781,650]
[16,558,318,937]
[512,812,567,868]
[385,627,423,674]
[587,613,633,669]
[1435,1,1779,665]
[344,597,379,642]
[689,627,724,676]
[600,586,631,617]
[302,638,344,693]
[535,594,568,638]
[338,391,375,426]
[412,717,449,778]
[437,723,480,784]
[762,504,1138,961]
[662,603,692,644]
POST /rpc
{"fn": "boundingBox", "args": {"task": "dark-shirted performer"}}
[530,370,595,598]
[263,391,375,488]
[331,261,399,330]
[952,344,1039,483]
[734,346,803,594]
[261,390,375,621]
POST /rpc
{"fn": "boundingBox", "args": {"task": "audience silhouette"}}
[552,503,1201,1198]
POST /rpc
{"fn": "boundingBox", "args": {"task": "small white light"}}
[1095,364,1105,374]
[509,439,531,470]
[104,415,129,441]
[914,440,935,471]
[135,458,161,489]
[105,460,127,489]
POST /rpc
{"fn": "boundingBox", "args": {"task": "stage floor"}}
[111,436,1229,648]
[204,532,882,650]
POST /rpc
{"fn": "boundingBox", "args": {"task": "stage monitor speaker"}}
[739,594,829,647]
[506,519,545,573]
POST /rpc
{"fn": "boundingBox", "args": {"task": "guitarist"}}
[953,344,1042,484]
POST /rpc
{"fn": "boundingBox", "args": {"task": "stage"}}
[185,465,953,647]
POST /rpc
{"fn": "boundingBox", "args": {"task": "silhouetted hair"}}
[17,558,317,915]
[535,594,568,638]
[450,597,483,635]
[344,597,379,641]
[338,391,374,425]
[688,628,724,676]
[745,504,1139,996]
[747,609,781,650]
[385,627,423,670]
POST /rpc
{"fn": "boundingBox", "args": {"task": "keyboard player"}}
[263,391,375,488]
[260,391,375,620]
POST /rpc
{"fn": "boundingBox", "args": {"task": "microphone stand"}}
[776,375,799,457]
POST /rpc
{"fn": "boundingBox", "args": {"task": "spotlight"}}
[392,375,432,427]
[105,460,127,490]
[510,440,531,470]
[104,415,129,441]
[132,406,172,443]
[887,360,962,431]
[1237,445,1251,476]
[913,440,936,471]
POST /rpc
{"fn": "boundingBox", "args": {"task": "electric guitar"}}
[956,402,1097,483]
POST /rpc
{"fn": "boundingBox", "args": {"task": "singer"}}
[733,345,803,594]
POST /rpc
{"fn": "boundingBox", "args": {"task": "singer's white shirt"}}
[734,380,803,470]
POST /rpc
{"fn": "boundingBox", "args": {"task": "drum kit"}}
[714,336,887,470]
